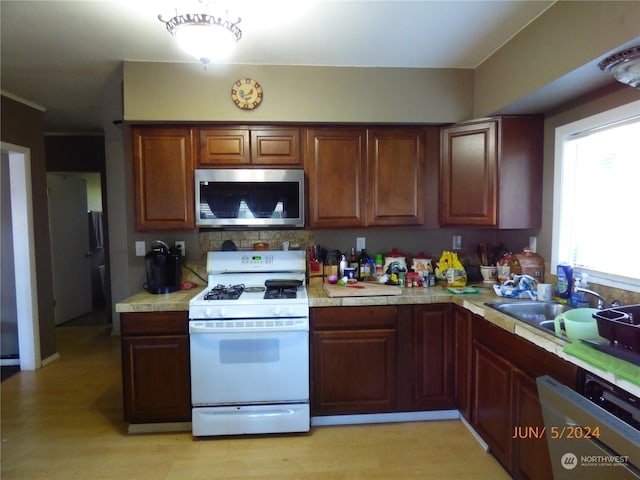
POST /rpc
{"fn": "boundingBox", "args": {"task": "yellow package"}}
[437,250,467,286]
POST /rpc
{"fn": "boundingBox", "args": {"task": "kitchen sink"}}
[485,301,573,337]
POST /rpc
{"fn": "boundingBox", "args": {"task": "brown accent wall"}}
[1,95,57,360]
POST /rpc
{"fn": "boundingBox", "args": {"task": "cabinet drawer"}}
[312,306,397,330]
[121,312,189,335]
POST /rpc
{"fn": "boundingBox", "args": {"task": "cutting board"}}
[323,282,403,297]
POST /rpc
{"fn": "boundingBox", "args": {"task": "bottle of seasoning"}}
[350,248,359,279]
[357,249,370,281]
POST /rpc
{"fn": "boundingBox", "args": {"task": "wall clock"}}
[231,78,263,110]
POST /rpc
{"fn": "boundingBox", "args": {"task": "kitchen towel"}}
[563,342,640,386]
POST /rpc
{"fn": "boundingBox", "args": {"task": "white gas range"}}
[188,250,310,437]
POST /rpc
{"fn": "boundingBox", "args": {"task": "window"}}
[552,100,640,292]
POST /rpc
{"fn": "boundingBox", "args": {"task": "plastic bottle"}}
[555,263,573,300]
[375,254,384,280]
[570,273,590,308]
[349,248,359,278]
[358,249,370,281]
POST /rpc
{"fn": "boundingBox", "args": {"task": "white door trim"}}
[2,142,41,370]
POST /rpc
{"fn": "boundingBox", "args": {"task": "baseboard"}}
[1,358,20,366]
[311,409,460,427]
[460,415,490,452]
[128,422,192,434]
[40,352,60,368]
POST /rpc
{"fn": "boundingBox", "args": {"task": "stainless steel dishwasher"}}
[537,373,639,479]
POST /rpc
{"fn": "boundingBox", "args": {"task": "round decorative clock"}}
[231,78,263,110]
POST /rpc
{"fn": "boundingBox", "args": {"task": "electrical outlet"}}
[452,235,462,251]
[135,241,146,256]
[529,236,537,253]
[175,241,185,256]
[356,237,366,252]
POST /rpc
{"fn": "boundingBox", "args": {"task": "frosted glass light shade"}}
[174,23,237,64]
[598,46,640,89]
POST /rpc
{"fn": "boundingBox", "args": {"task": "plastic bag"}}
[436,251,467,287]
[493,274,538,299]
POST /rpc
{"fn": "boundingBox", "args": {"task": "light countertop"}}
[115,283,639,396]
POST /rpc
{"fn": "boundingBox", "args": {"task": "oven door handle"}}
[189,325,308,334]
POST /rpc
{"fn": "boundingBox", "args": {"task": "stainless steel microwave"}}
[195,169,305,228]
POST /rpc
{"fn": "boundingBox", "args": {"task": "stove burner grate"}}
[264,286,298,300]
[204,284,245,301]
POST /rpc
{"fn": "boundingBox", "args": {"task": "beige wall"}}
[474,1,640,117]
[123,62,473,124]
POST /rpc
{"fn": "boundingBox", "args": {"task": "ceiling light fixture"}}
[598,46,640,89]
[159,4,242,69]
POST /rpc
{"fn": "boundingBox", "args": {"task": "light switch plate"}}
[135,241,146,257]
[175,241,185,256]
[356,237,366,252]
[452,235,462,251]
[529,236,537,253]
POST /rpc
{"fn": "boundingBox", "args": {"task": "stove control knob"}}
[273,307,281,317]
[204,308,213,318]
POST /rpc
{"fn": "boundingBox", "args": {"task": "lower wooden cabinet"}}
[453,305,472,420]
[511,369,554,480]
[311,306,397,415]
[473,341,514,470]
[121,312,191,423]
[471,314,578,480]
[412,304,454,410]
[310,304,454,416]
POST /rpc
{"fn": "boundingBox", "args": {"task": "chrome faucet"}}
[573,287,621,309]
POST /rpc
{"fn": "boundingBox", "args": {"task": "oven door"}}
[189,324,309,405]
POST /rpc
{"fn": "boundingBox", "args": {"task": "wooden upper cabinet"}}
[132,127,195,231]
[198,128,250,165]
[367,128,425,226]
[440,116,543,228]
[198,127,301,166]
[305,127,429,229]
[305,128,368,228]
[250,128,301,165]
[440,121,497,226]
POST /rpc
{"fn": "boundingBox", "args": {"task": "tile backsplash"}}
[198,230,316,257]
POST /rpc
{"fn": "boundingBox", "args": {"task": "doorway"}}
[47,172,109,327]
[0,142,41,372]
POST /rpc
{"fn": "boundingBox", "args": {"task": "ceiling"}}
[1,0,559,132]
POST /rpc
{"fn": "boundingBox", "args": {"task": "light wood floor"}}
[1,326,510,480]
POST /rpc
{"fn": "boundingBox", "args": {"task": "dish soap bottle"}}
[570,273,590,308]
[555,263,573,301]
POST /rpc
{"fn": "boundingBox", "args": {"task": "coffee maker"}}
[144,240,181,294]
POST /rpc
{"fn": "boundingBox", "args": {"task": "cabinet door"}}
[305,128,367,228]
[440,121,497,226]
[311,306,397,415]
[122,335,191,423]
[473,341,513,471]
[511,369,553,480]
[132,127,195,230]
[412,304,454,410]
[250,128,301,165]
[453,306,472,420]
[312,328,396,415]
[367,128,424,226]
[198,128,250,165]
